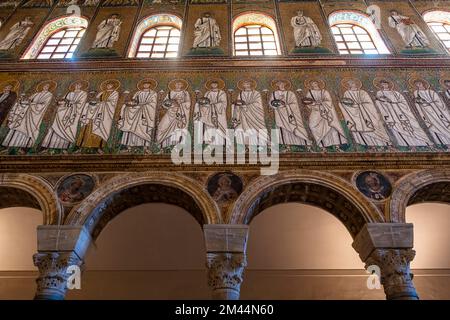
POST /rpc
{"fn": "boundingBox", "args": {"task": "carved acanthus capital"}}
[33,251,82,300]
[365,248,418,300]
[206,252,247,292]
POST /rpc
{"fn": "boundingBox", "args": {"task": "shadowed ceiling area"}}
[0,187,40,211]
[407,182,450,207]
[89,184,205,240]
[245,183,367,237]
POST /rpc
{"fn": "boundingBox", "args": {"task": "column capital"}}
[206,252,247,300]
[365,248,418,300]
[33,251,82,300]
[352,223,418,300]
[203,224,249,253]
[203,225,249,300]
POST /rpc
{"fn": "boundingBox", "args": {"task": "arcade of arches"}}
[0,170,449,300]
[0,0,450,300]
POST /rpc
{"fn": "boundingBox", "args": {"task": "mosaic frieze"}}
[0,68,449,156]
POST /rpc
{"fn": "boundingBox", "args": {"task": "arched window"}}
[232,12,281,56]
[424,10,450,52]
[22,16,88,60]
[329,11,390,55]
[128,14,182,59]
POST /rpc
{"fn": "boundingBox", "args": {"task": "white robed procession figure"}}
[269,79,310,146]
[23,0,53,7]
[118,78,158,148]
[76,79,120,150]
[157,79,192,148]
[0,17,34,51]
[339,78,391,147]
[193,13,221,48]
[194,78,228,145]
[91,14,122,49]
[388,10,430,48]
[412,78,450,145]
[2,80,56,149]
[41,80,88,150]
[303,79,347,147]
[442,79,450,102]
[373,78,431,148]
[291,11,322,48]
[231,79,267,146]
[102,0,140,5]
[82,0,101,5]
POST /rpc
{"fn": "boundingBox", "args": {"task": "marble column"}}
[204,224,248,300]
[33,225,91,300]
[353,223,419,300]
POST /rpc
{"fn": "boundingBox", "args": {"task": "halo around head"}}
[304,78,326,90]
[36,80,57,92]
[271,79,292,90]
[341,77,362,90]
[237,78,257,91]
[373,77,394,90]
[137,78,158,91]
[408,77,430,89]
[100,79,121,91]
[205,78,225,90]
[0,80,20,92]
[69,80,89,91]
[439,78,450,88]
[168,79,189,91]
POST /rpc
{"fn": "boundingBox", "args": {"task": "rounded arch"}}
[22,15,89,59]
[232,11,282,56]
[228,171,383,238]
[127,13,183,58]
[67,172,221,239]
[423,10,450,52]
[423,9,450,23]
[388,170,450,223]
[0,173,61,225]
[328,10,390,54]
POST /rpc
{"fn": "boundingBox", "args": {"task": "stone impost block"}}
[37,225,91,259]
[203,224,249,253]
[352,223,414,261]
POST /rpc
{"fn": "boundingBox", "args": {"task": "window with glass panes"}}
[234,24,279,56]
[427,21,450,51]
[331,23,379,54]
[136,25,180,58]
[37,27,85,59]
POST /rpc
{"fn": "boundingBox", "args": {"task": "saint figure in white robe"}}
[194,80,227,145]
[0,17,33,50]
[83,0,100,5]
[41,83,88,149]
[2,82,54,148]
[388,11,430,48]
[375,80,431,147]
[76,82,119,148]
[291,11,322,47]
[23,0,53,7]
[443,80,450,102]
[91,14,121,49]
[193,13,221,48]
[157,81,191,148]
[231,80,267,146]
[304,80,347,147]
[269,81,310,145]
[413,80,450,145]
[118,83,157,147]
[339,80,391,147]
